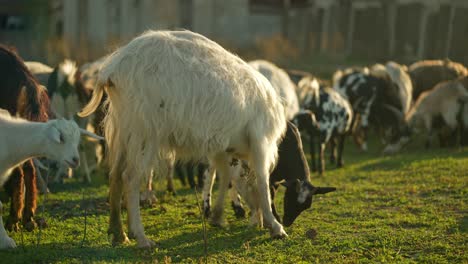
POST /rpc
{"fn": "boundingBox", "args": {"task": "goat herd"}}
[0,30,467,249]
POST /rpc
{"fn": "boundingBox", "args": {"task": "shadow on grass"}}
[156,224,265,261]
[357,148,468,172]
[0,242,148,263]
[458,215,468,233]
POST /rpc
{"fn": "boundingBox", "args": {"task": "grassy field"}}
[0,138,467,263]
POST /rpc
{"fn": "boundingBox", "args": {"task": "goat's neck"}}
[1,121,48,169]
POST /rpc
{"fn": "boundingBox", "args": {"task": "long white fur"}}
[384,61,413,114]
[248,60,300,120]
[79,30,287,247]
[0,109,82,249]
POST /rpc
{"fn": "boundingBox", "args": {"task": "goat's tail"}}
[78,79,107,117]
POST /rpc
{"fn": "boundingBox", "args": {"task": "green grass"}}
[1,138,467,263]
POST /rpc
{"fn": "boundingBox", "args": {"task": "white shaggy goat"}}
[248,60,300,120]
[0,109,88,249]
[78,30,287,248]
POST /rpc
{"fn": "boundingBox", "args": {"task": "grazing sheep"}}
[0,45,49,232]
[78,30,288,247]
[248,60,300,120]
[0,110,84,249]
[296,76,352,175]
[408,59,467,101]
[383,76,468,153]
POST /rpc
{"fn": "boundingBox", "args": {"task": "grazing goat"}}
[383,76,468,153]
[27,60,97,183]
[0,45,49,232]
[408,59,467,101]
[333,62,412,151]
[295,76,352,175]
[248,60,300,120]
[78,30,288,247]
[202,60,301,219]
[0,110,83,249]
[230,122,336,227]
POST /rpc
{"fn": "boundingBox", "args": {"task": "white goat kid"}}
[79,30,287,248]
[0,109,91,249]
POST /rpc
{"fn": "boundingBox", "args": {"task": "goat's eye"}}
[59,133,65,143]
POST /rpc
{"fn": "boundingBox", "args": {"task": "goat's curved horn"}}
[33,158,49,171]
[382,104,404,120]
[312,186,336,195]
[80,128,105,141]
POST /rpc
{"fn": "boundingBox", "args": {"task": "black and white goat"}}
[230,122,336,227]
[294,76,353,175]
[333,62,412,151]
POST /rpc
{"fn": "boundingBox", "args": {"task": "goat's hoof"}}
[5,219,20,232]
[140,191,158,208]
[270,229,288,239]
[210,207,225,227]
[109,231,130,246]
[137,237,156,249]
[269,223,287,239]
[0,235,16,249]
[231,202,246,219]
[23,218,38,232]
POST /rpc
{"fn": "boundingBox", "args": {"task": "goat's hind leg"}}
[124,165,155,248]
[251,142,287,238]
[108,155,129,246]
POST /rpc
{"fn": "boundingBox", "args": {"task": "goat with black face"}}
[231,122,336,227]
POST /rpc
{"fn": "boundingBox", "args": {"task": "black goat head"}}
[282,179,335,227]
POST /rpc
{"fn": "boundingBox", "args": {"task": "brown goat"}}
[0,45,50,232]
[408,59,467,101]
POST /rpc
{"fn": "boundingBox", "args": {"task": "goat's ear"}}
[312,186,336,195]
[48,125,62,144]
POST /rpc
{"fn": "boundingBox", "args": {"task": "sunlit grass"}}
[0,137,467,263]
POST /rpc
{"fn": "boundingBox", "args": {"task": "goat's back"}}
[100,30,286,169]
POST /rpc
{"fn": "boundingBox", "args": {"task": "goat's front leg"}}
[229,185,246,219]
[0,200,16,249]
[202,166,216,218]
[5,167,23,232]
[210,155,231,227]
[309,131,317,172]
[166,163,176,195]
[140,170,157,207]
[318,143,326,176]
[337,134,346,168]
[22,160,38,231]
[329,138,336,164]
